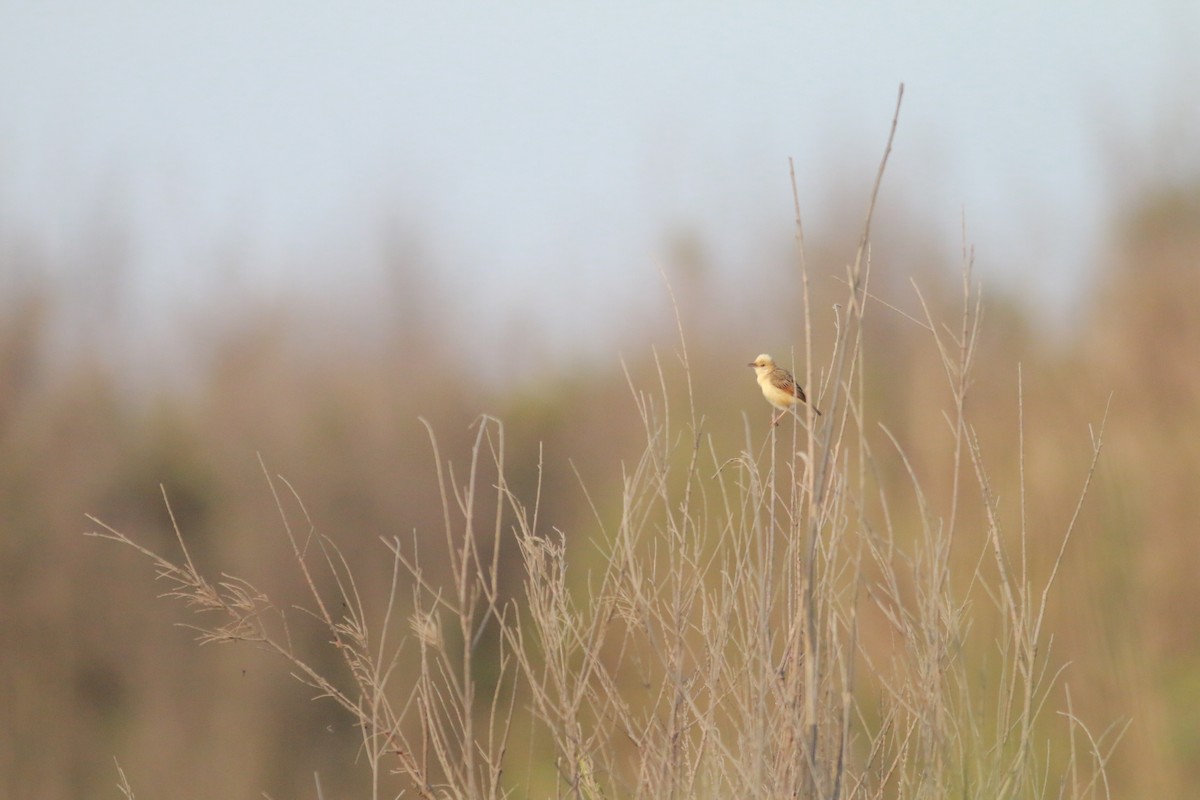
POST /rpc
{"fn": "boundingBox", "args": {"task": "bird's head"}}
[748,354,776,374]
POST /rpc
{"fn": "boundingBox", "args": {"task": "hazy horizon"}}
[3,3,1198,365]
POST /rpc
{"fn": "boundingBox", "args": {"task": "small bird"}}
[748,354,822,425]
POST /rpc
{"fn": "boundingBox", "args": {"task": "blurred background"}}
[2,2,1199,797]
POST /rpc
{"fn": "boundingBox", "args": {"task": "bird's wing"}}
[770,368,806,402]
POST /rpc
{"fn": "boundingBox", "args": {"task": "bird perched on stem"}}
[748,354,822,425]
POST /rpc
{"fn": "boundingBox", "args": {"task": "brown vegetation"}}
[2,139,1198,797]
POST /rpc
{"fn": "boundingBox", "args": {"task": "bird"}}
[748,354,821,425]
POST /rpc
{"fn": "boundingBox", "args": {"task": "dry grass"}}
[85,87,1121,798]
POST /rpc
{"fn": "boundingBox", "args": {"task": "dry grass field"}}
[2,110,1198,798]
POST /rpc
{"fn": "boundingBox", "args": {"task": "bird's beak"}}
[747,362,756,367]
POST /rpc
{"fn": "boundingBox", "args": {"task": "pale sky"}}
[2,3,1198,361]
